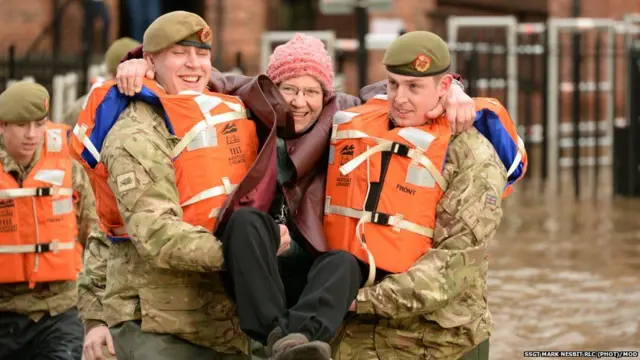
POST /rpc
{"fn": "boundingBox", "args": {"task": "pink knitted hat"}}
[267,33,334,92]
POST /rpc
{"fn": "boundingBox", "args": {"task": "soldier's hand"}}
[425,81,476,134]
[116,59,155,97]
[83,325,116,360]
[277,224,291,256]
[349,300,356,312]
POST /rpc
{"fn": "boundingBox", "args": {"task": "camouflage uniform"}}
[331,31,513,360]
[332,128,505,360]
[0,140,98,322]
[76,227,111,333]
[0,81,99,360]
[97,101,247,356]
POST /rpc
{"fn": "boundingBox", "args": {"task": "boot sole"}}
[276,341,331,360]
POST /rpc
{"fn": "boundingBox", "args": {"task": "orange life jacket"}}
[324,95,527,286]
[0,122,81,288]
[473,97,528,198]
[70,79,259,242]
[324,94,452,286]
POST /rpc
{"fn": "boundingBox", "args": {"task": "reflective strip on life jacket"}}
[339,139,448,192]
[73,124,102,163]
[508,135,526,178]
[171,110,247,158]
[324,202,435,238]
[0,187,74,199]
[46,128,64,153]
[0,240,75,254]
[180,177,236,208]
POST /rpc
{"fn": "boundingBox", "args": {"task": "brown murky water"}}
[488,170,640,359]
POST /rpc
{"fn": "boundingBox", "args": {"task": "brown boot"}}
[271,333,331,360]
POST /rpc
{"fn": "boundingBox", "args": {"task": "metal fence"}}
[446,15,640,198]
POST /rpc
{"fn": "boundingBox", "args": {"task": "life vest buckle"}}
[390,142,410,157]
[35,187,52,197]
[34,240,61,253]
[391,214,404,233]
[371,212,390,226]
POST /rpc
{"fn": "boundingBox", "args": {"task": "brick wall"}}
[205,0,268,75]
[0,0,120,56]
[0,0,53,54]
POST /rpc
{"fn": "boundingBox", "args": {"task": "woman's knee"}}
[223,207,278,249]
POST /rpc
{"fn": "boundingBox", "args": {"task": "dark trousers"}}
[222,207,361,345]
[109,320,248,360]
[0,308,83,360]
[460,339,490,360]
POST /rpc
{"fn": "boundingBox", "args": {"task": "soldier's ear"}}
[437,74,453,96]
[143,53,156,72]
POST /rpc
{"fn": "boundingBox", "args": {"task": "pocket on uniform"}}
[138,284,238,345]
[139,286,206,334]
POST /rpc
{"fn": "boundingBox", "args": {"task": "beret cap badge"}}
[412,53,431,72]
[198,27,212,43]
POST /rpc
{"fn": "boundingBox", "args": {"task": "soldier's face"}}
[0,118,47,164]
[145,44,212,94]
[387,72,452,127]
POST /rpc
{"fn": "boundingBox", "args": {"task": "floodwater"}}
[488,169,640,359]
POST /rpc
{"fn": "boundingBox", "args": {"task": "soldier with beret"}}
[62,37,141,129]
[0,81,99,360]
[71,10,295,360]
[331,31,527,360]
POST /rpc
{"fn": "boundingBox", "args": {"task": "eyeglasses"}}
[278,84,323,99]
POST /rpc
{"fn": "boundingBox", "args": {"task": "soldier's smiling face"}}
[144,44,212,94]
[387,71,452,127]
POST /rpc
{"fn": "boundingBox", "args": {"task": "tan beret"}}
[105,37,141,75]
[143,11,212,53]
[383,31,450,77]
[0,82,50,124]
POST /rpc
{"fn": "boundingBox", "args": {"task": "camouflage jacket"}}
[333,127,508,360]
[76,228,111,333]
[95,101,246,354]
[0,137,98,321]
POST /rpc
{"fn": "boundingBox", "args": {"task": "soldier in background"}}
[62,37,140,128]
[0,82,99,360]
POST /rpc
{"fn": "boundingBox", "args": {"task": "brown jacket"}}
[208,71,362,251]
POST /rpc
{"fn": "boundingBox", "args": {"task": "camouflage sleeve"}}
[71,159,98,247]
[101,117,224,272]
[77,229,110,332]
[355,128,507,319]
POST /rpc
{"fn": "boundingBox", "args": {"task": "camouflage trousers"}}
[110,321,252,360]
[332,318,489,360]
